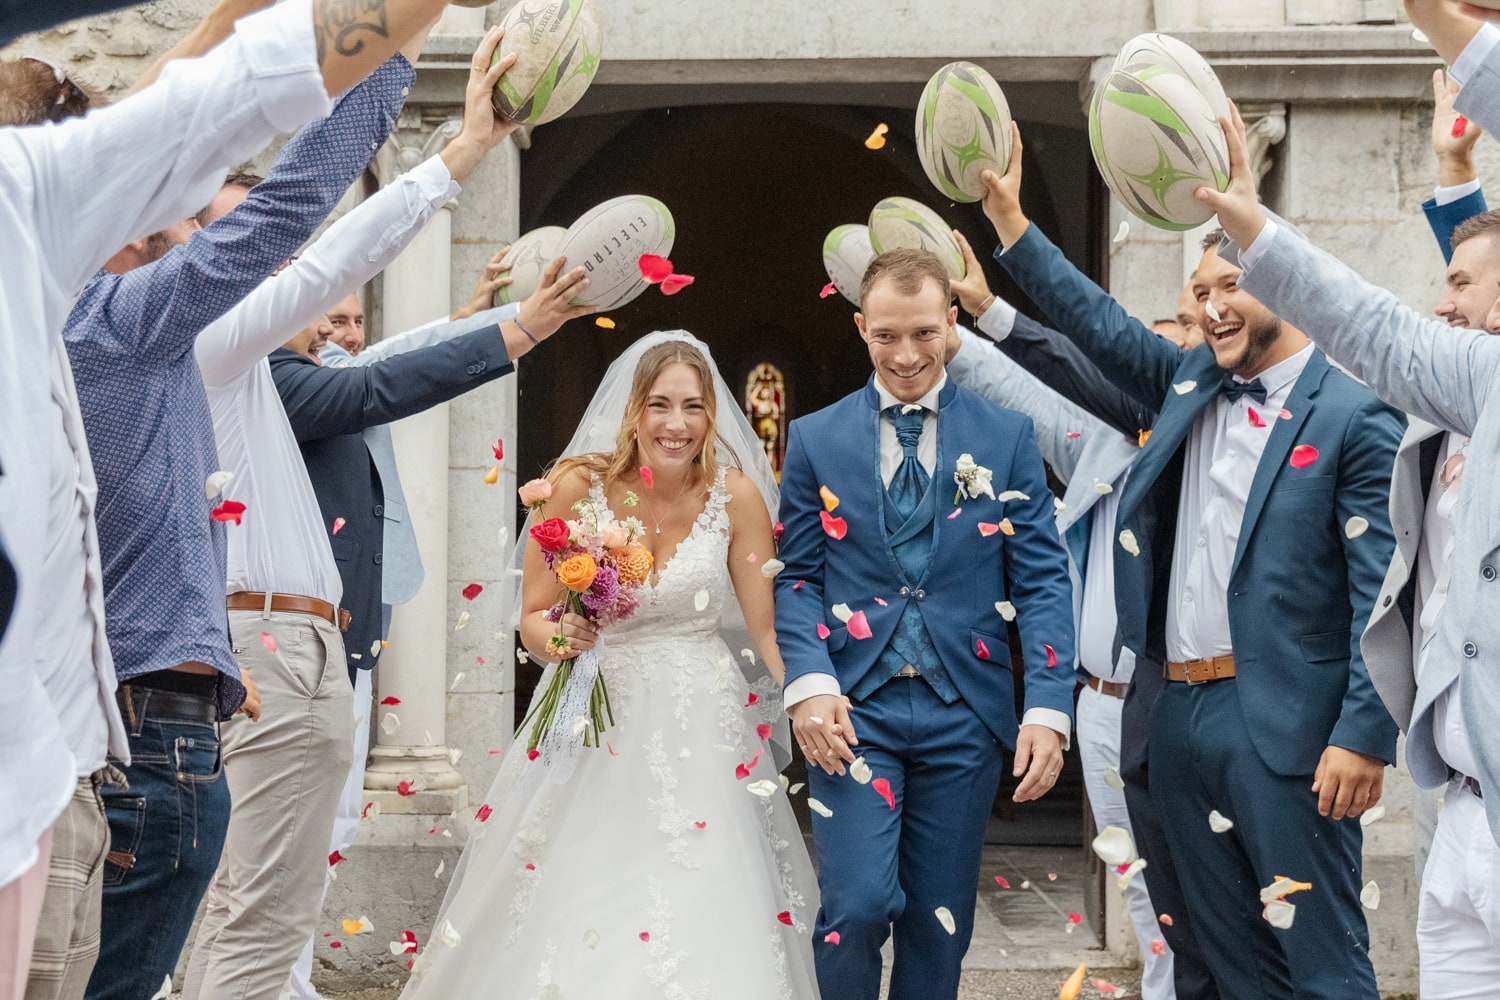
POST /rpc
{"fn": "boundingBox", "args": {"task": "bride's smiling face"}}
[636,362,709,474]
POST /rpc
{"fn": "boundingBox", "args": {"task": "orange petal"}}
[820,485,841,511]
[594,316,616,329]
[1059,962,1087,1000]
[483,464,500,484]
[998,519,1015,536]
[1138,429,1152,447]
[864,123,889,149]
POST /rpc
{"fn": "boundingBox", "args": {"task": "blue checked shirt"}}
[62,57,414,718]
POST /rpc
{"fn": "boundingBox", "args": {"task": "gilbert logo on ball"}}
[495,226,567,306]
[915,61,1013,204]
[1088,35,1229,231]
[557,194,676,311]
[822,224,876,306]
[491,0,604,126]
[867,197,967,281]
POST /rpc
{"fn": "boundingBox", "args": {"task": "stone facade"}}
[10,0,1480,991]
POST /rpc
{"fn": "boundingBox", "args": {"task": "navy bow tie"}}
[1223,377,1267,405]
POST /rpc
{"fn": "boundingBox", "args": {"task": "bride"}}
[401,331,821,999]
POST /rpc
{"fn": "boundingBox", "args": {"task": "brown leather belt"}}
[1164,655,1236,685]
[227,591,351,632]
[1086,675,1128,699]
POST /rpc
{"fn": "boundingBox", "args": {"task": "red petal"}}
[976,638,991,660]
[1045,644,1057,668]
[1290,444,1319,469]
[694,820,707,829]
[639,931,651,942]
[847,610,873,640]
[524,862,536,871]
[380,696,401,705]
[1067,912,1083,925]
[331,517,346,535]
[527,749,540,760]
[735,762,752,780]
[820,280,838,299]
[660,273,696,296]
[757,723,773,740]
[638,254,673,283]
[994,875,1010,888]
[329,850,346,866]
[1066,431,1082,439]
[793,580,805,590]
[772,521,785,541]
[1247,407,1266,428]
[640,466,654,488]
[825,931,841,944]
[746,692,760,707]
[210,499,246,525]
[476,804,493,822]
[462,583,483,601]
[872,777,895,809]
[817,623,831,640]
[492,439,504,461]
[1454,114,1470,138]
[329,941,341,949]
[396,780,416,797]
[820,510,848,539]
[777,910,794,926]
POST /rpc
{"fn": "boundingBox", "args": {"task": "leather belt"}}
[1164,655,1237,685]
[227,591,350,632]
[895,664,920,678]
[1086,675,1128,699]
[117,684,217,726]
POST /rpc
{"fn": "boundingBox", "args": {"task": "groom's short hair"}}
[859,249,951,310]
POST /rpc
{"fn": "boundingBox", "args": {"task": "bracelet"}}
[975,293,996,316]
[514,317,539,346]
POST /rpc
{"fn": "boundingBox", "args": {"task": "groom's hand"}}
[792,695,858,776]
[1011,724,1064,803]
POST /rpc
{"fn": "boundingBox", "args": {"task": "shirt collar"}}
[1234,342,1313,399]
[875,372,947,414]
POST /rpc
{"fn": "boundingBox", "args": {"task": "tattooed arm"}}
[313,0,448,95]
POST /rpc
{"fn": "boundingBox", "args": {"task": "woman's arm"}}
[519,468,597,664]
[723,469,785,685]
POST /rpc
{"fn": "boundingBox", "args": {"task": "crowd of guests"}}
[5,0,1500,999]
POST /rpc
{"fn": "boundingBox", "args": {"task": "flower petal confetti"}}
[1093,479,1113,495]
[1060,962,1087,1000]
[440,919,462,949]
[261,631,278,654]
[1139,429,1152,447]
[462,583,483,601]
[865,122,889,149]
[1172,380,1198,395]
[995,601,1016,621]
[1260,876,1313,904]
[149,977,172,1000]
[872,777,895,809]
[331,516,346,535]
[760,558,785,579]
[396,779,416,797]
[1091,825,1137,867]
[660,273,695,295]
[380,696,401,705]
[847,610,873,640]
[1263,899,1296,929]
[476,804,493,822]
[1279,408,1293,420]
[1103,766,1124,791]
[976,638,991,660]
[329,849,347,867]
[1113,220,1130,244]
[1066,431,1082,439]
[1205,299,1221,323]
[1151,939,1167,956]
[1091,977,1120,996]
[746,692,760,707]
[820,280,838,299]
[825,931,841,944]
[342,915,374,936]
[210,499,246,525]
[998,519,1015,536]
[1361,880,1380,910]
[1159,913,1174,926]
[390,930,418,956]
[1208,810,1234,833]
[1045,644,1057,667]
[1360,803,1386,827]
[850,757,872,784]
[934,906,956,935]
[820,485,841,511]
[595,316,616,329]
[832,602,854,623]
[1290,444,1319,469]
[947,508,962,520]
[638,254,673,284]
[638,931,651,942]
[994,875,1010,889]
[380,713,400,735]
[777,910,794,926]
[746,779,778,798]
[1454,114,1470,138]
[1116,858,1148,889]
[997,490,1029,502]
[816,623,831,640]
[820,510,848,540]
[640,466,654,488]
[1247,407,1266,428]
[978,522,1000,537]
[694,589,710,612]
[455,610,470,631]
[1119,529,1140,557]
[483,465,500,484]
[205,471,233,500]
[808,797,833,818]
[1345,516,1369,539]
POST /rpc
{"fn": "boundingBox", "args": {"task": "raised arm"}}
[1425,68,1488,263]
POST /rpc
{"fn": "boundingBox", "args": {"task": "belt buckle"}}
[1183,659,1211,686]
[897,664,919,678]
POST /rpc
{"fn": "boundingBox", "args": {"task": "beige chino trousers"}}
[181,610,351,1000]
[24,772,111,1000]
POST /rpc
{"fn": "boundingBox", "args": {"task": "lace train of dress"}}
[401,469,821,999]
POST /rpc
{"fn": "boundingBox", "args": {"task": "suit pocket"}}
[384,495,407,525]
[101,794,146,887]
[1275,474,1335,494]
[971,628,1010,666]
[1300,629,1350,663]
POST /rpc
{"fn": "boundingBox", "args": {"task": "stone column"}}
[363,119,470,814]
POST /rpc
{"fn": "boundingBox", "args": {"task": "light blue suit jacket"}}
[322,303,518,606]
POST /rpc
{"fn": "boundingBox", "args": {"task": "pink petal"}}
[757,723,773,740]
[1049,872,1059,881]
[396,780,416,797]
[817,623,831,640]
[1066,431,1082,439]
[1247,407,1266,428]
[777,910,794,926]
[476,804,493,822]
[638,254,673,283]
[874,597,888,606]
[640,466,654,488]
[524,862,536,871]
[820,510,848,540]
[329,850,347,866]
[331,517,346,535]
[824,931,841,944]
[745,692,760,707]
[608,743,620,756]
[660,273,695,296]
[773,521,785,540]
[872,777,895,809]
[380,696,401,705]
[793,580,805,590]
[694,820,707,829]
[1151,939,1167,955]
[1159,913,1174,926]
[639,931,651,942]
[994,875,1010,888]
[1091,977,1119,994]
[978,522,1000,537]
[1067,912,1082,924]
[1045,644,1057,668]
[976,638,991,660]
[847,610,873,640]
[260,631,278,654]
[820,280,838,299]
[462,583,483,601]
[947,508,962,520]
[1278,408,1293,420]
[1290,444,1319,469]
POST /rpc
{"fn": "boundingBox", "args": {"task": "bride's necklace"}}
[639,469,695,535]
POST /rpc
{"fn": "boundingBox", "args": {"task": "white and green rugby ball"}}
[867,197,966,281]
[822,224,876,306]
[492,0,603,126]
[556,194,675,311]
[495,226,567,306]
[1113,33,1229,121]
[915,61,1012,204]
[1088,65,1229,231]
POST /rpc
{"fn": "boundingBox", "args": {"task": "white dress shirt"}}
[1166,344,1314,663]
[1079,478,1136,684]
[0,0,328,887]
[786,372,1070,743]
[204,156,460,604]
[1414,432,1479,780]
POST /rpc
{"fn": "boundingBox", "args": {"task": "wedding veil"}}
[504,330,792,769]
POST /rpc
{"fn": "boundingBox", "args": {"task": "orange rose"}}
[614,545,654,586]
[556,553,599,592]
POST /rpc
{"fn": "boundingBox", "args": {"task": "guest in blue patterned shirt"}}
[61,46,420,1000]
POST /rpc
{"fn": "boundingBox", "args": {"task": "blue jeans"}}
[84,687,230,1000]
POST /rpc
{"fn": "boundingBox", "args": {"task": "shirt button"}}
[373,504,384,518]
[1464,641,1478,658]
[1382,595,1393,607]
[401,87,410,96]
[1484,566,1497,582]
[370,141,379,150]
[374,552,383,566]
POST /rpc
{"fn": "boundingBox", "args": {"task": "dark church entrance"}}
[512,84,1108,863]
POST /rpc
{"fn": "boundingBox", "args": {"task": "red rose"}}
[530,517,572,553]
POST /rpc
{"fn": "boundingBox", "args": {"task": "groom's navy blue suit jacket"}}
[774,376,1076,749]
[997,225,1403,777]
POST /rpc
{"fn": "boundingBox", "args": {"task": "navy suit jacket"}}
[997,224,1403,776]
[269,322,514,680]
[774,377,1076,749]
[1422,188,1488,264]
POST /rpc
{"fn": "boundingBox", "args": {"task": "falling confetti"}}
[434,859,445,879]
[329,849,347,867]
[210,499,246,525]
[483,464,500,484]
[462,583,483,601]
[1360,804,1386,827]
[1139,429,1152,447]
[260,632,278,654]
[331,516,346,535]
[1260,877,1312,904]
[998,519,1015,536]
[976,638,991,660]
[1113,220,1129,243]
[994,875,1010,889]
[1119,529,1140,557]
[1247,407,1266,428]
[847,610,873,640]
[850,757,872,784]
[1345,517,1369,539]
[746,692,760,707]
[451,672,465,690]
[396,779,416,797]
[595,316,616,329]
[865,123,889,149]
[694,589,710,612]
[978,522,1000,537]
[1279,408,1293,420]
[760,558,785,579]
[1116,858,1148,889]
[1044,644,1057,667]
[1361,880,1380,910]
[1091,978,1120,996]
[1066,431,1082,439]
[1204,300,1221,323]
[1091,826,1136,866]
[1172,381,1198,395]
[808,798,833,818]
[440,920,462,949]
[1060,962,1087,1000]
[873,597,887,606]
[1103,766,1124,791]
[872,777,895,809]
[825,931,841,944]
[638,254,673,283]
[776,910,794,926]
[820,485,841,511]
[640,466,654,488]
[1454,114,1470,138]
[820,510,848,539]
[746,779,778,798]
[1263,899,1296,929]
[205,471,233,499]
[1208,810,1234,833]
[476,804,493,822]
[1158,914,1174,927]
[1151,939,1167,956]
[492,439,504,461]
[1093,479,1113,495]
[342,916,374,936]
[455,610,470,630]
[832,603,854,623]
[1413,26,1429,43]
[997,490,1029,502]
[661,273,695,295]
[638,931,651,943]
[934,906,956,935]
[1290,445,1319,469]
[819,281,838,299]
[816,623,831,640]
[380,713,400,735]
[389,930,419,956]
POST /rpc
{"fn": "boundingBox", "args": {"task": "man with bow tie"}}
[972,129,1402,1000]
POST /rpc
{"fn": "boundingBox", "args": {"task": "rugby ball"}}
[915,61,1012,203]
[556,195,675,311]
[867,197,966,281]
[495,226,567,306]
[491,0,603,126]
[822,224,876,306]
[1113,33,1229,120]
[1088,66,1228,231]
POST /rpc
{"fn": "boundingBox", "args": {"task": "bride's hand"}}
[555,611,599,659]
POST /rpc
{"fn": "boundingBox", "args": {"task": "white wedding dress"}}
[402,468,821,1000]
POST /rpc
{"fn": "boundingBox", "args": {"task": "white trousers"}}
[285,668,372,1000]
[1077,682,1176,1000]
[1418,779,1500,999]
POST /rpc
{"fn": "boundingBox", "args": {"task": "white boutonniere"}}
[953,453,995,504]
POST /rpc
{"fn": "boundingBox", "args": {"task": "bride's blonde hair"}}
[549,341,721,491]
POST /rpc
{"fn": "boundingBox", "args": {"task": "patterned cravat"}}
[886,405,929,519]
[1222,376,1267,404]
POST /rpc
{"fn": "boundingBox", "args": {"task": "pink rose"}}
[601,523,629,549]
[518,478,553,508]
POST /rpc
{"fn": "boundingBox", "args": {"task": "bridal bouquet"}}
[517,479,653,755]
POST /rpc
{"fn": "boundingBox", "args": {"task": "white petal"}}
[678,747,692,761]
[517,648,530,664]
[1413,26,1429,43]
[808,797,834,818]
[761,558,785,579]
[1345,516,1370,539]
[1116,857,1148,890]
[1360,804,1386,827]
[997,490,1030,502]
[1172,380,1198,395]
[454,610,470,631]
[746,779,779,798]
[149,977,172,1000]
[1054,497,1067,513]
[1360,880,1380,910]
[440,919,462,949]
[1263,899,1296,929]
[380,712,400,736]
[740,648,756,662]
[205,470,234,499]
[1205,300,1221,323]
[1119,529,1141,557]
[778,773,790,793]
[995,601,1017,622]
[371,639,383,658]
[788,782,805,796]
[832,603,854,623]
[1208,810,1234,833]
[434,859,445,879]
[583,928,599,950]
[1093,479,1113,495]
[450,671,464,690]
[571,716,590,738]
[497,526,509,549]
[448,748,463,766]
[934,906,957,935]
[850,757,873,784]
[694,589,710,612]
[1113,220,1130,244]
[1259,877,1298,904]
[1102,766,1125,791]
[1091,825,1137,867]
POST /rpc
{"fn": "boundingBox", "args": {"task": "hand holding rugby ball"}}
[495,226,567,306]
[556,195,676,310]
[915,61,1013,204]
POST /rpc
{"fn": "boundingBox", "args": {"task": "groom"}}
[775,248,1076,1000]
